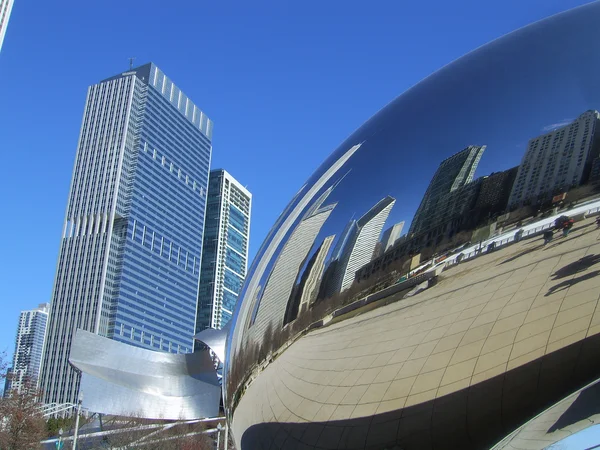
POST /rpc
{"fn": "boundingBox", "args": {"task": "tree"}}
[0,353,46,450]
[79,415,216,450]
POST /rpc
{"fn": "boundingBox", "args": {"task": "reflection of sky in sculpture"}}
[224,3,600,445]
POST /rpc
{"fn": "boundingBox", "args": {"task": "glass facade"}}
[196,169,251,333]
[4,304,49,397]
[40,63,212,405]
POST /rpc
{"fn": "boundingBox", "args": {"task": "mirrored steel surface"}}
[225,2,600,449]
[194,325,228,363]
[69,330,221,420]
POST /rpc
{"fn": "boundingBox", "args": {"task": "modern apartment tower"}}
[409,145,485,236]
[196,169,251,333]
[0,0,14,52]
[508,110,600,207]
[4,303,49,397]
[40,63,213,405]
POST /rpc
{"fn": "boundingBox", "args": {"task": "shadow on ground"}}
[548,380,600,433]
[545,271,600,297]
[551,254,600,280]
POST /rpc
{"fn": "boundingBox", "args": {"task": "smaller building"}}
[196,170,252,333]
[4,303,49,396]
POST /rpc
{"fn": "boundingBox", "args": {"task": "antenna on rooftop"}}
[128,57,136,70]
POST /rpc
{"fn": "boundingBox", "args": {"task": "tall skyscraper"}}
[409,145,485,237]
[508,110,600,208]
[196,169,251,333]
[0,0,14,52]
[40,63,213,405]
[4,304,49,397]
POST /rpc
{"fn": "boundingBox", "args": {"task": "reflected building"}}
[410,145,485,239]
[473,167,519,218]
[196,170,251,334]
[509,110,600,208]
[249,200,336,342]
[381,221,405,252]
[325,196,396,296]
[0,0,14,52]
[4,303,49,397]
[230,144,361,358]
[41,63,212,405]
[284,235,335,324]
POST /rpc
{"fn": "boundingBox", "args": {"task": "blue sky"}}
[0,0,595,358]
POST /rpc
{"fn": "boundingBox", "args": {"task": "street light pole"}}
[56,428,63,450]
[224,422,229,450]
[72,392,83,450]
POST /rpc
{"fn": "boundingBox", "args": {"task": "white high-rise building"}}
[4,303,49,396]
[509,110,600,207]
[196,169,252,333]
[0,0,14,52]
[40,63,213,406]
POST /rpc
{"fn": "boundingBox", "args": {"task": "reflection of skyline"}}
[284,234,335,324]
[249,202,335,342]
[508,110,600,208]
[231,142,361,355]
[409,145,485,237]
[324,196,396,296]
[381,221,405,252]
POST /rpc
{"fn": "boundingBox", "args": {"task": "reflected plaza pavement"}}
[234,217,600,449]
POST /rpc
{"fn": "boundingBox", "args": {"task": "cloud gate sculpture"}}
[223,2,600,449]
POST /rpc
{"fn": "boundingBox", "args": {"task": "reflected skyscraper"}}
[4,304,49,397]
[298,235,335,311]
[250,202,336,342]
[0,0,14,52]
[509,110,600,208]
[328,196,396,294]
[196,169,251,333]
[230,144,361,357]
[40,63,212,405]
[409,145,485,237]
[284,234,336,323]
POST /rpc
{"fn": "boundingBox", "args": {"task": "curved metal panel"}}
[69,330,221,420]
[225,2,600,449]
[194,326,228,363]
